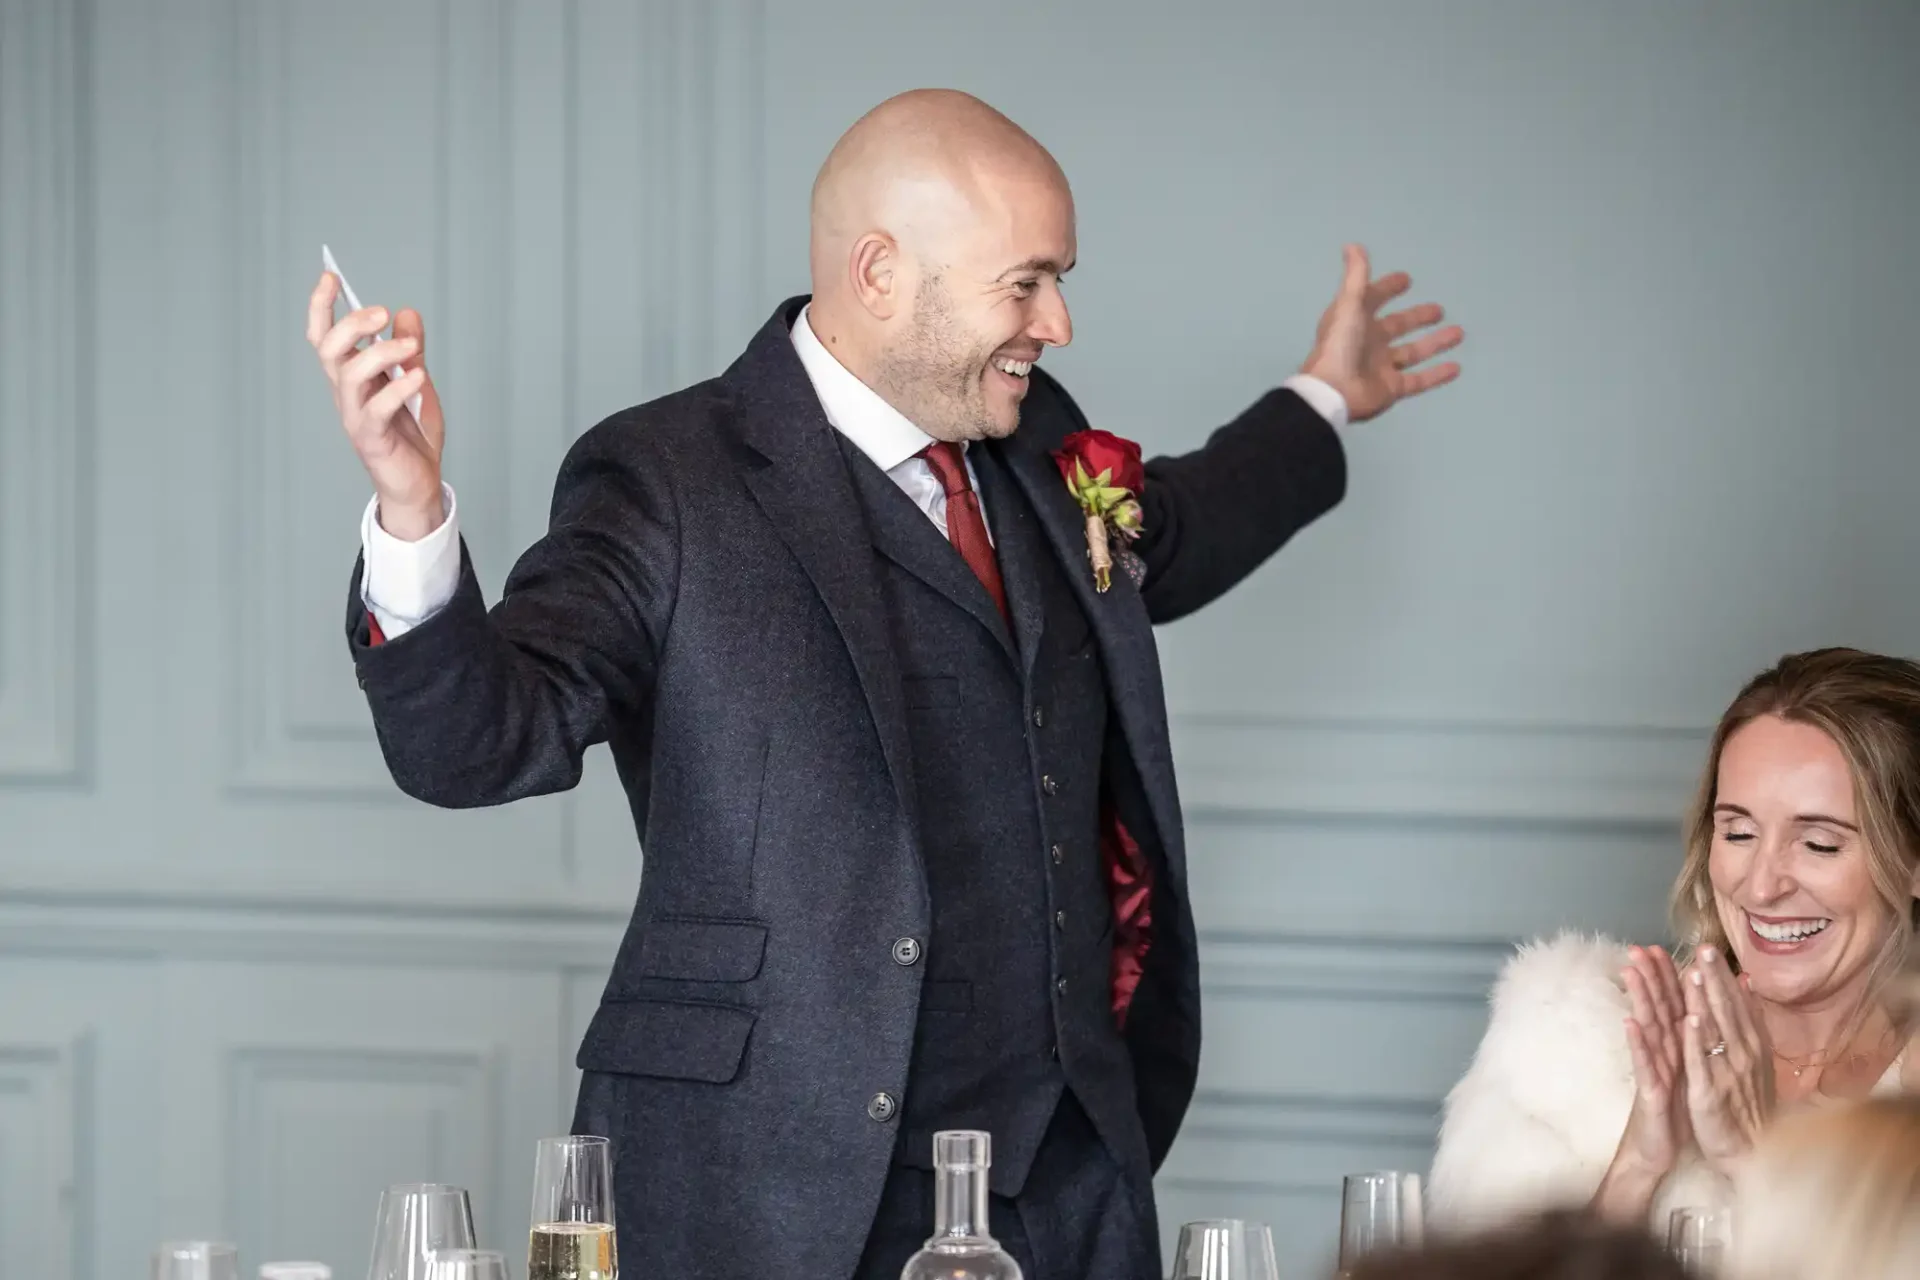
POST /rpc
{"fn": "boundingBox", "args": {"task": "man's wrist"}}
[375,489,447,543]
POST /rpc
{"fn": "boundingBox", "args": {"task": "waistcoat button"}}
[891,937,922,966]
[867,1092,897,1123]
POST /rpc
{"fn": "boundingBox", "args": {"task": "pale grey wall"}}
[4,0,1918,1276]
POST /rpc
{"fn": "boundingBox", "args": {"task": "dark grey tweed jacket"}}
[345,296,1346,1278]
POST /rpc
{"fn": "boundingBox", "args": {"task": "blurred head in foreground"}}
[1338,1211,1690,1280]
[1727,1095,1920,1280]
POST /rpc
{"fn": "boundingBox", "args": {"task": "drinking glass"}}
[527,1136,617,1280]
[154,1241,239,1280]
[1338,1172,1423,1271]
[1170,1220,1280,1280]
[426,1251,512,1280]
[367,1184,479,1280]
[1668,1206,1732,1275]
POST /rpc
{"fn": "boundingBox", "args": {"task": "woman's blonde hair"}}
[1670,649,1920,1012]
[1728,1096,1920,1280]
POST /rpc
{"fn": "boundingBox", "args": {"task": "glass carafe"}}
[899,1131,1021,1280]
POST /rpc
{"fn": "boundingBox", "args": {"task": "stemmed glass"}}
[1170,1220,1280,1280]
[427,1250,512,1280]
[526,1136,617,1280]
[367,1184,479,1280]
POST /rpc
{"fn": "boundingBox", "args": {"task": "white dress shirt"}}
[358,307,1347,639]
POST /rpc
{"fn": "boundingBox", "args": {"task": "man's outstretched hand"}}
[1300,244,1464,423]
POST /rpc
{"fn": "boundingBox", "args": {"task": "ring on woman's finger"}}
[1707,1041,1728,1057]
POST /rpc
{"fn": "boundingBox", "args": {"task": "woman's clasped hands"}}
[1621,944,1776,1178]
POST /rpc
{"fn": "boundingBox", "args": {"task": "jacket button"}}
[867,1092,897,1123]
[1055,977,1068,997]
[1032,706,1045,728]
[1050,844,1063,865]
[1041,775,1058,796]
[1055,911,1066,930]
[891,937,922,966]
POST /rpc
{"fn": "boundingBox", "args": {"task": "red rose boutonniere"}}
[1053,428,1146,592]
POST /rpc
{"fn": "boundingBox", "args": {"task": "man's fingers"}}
[317,304,391,369]
[306,272,340,348]
[1380,302,1444,341]
[363,367,428,431]
[1398,362,1461,397]
[1392,325,1466,370]
[1339,244,1371,301]
[1363,270,1412,312]
[340,336,420,406]
[391,308,427,371]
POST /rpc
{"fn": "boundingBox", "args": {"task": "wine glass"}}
[426,1250,512,1280]
[153,1241,239,1280]
[1338,1172,1424,1272]
[1668,1206,1731,1275]
[367,1184,478,1280]
[1170,1220,1280,1280]
[527,1136,617,1280]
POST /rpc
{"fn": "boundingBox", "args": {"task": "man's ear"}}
[850,233,901,320]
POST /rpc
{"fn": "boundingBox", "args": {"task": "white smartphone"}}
[321,243,424,422]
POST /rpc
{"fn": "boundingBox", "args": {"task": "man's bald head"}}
[810,89,1065,272]
[805,90,1077,443]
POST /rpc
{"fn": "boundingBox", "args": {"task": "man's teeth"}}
[993,358,1032,378]
[1749,917,1832,942]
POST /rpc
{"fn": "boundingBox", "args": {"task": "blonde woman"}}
[1727,1096,1920,1280]
[1427,649,1920,1234]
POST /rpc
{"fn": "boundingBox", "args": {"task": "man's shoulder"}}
[564,375,748,475]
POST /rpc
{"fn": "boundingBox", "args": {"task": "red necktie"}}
[921,442,1010,626]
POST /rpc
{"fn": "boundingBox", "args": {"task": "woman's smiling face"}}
[1709,714,1898,1009]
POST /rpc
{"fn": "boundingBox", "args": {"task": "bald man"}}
[309,90,1461,1279]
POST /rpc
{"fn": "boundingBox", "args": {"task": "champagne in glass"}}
[527,1136,617,1280]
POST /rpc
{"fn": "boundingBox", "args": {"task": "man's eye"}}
[1012,279,1039,296]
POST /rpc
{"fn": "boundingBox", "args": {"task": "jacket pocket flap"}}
[575,999,756,1084]
[637,918,768,982]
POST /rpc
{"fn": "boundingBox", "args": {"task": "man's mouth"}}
[991,356,1034,379]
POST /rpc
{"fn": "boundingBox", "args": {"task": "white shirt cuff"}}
[1280,373,1350,431]
[359,483,460,640]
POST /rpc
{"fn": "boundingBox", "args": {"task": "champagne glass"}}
[154,1241,239,1280]
[427,1251,512,1280]
[1338,1172,1423,1273]
[367,1184,478,1280]
[528,1136,617,1280]
[1170,1220,1280,1280]
[1668,1206,1731,1275]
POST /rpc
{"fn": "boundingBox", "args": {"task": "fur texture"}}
[1426,932,1731,1234]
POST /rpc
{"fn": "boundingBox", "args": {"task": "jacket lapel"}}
[726,302,920,831]
[996,427,1187,884]
[834,435,1017,663]
[971,444,1046,683]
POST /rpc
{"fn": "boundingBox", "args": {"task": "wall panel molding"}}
[224,0,504,799]
[0,1036,92,1280]
[1172,713,1707,826]
[0,0,86,782]
[224,1044,507,1269]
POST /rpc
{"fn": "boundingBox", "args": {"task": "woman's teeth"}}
[1749,916,1832,943]
[993,357,1032,378]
